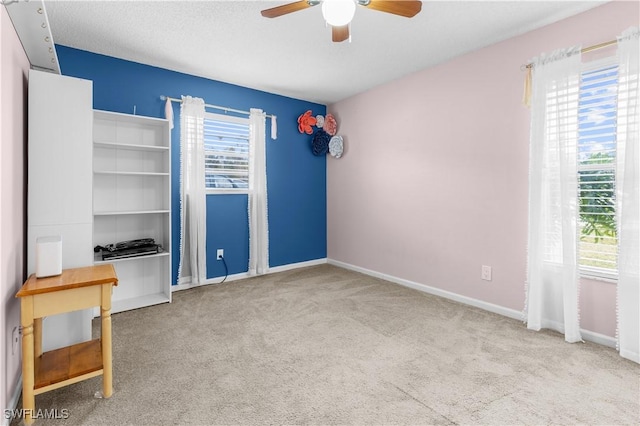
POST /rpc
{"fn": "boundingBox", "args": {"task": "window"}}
[204,113,250,192]
[578,59,618,277]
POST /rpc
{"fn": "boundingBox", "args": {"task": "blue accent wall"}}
[56,46,327,283]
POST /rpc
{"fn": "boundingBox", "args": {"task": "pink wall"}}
[328,1,639,339]
[0,6,29,416]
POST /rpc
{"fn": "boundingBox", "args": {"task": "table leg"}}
[21,297,35,425]
[101,283,113,398]
[34,317,43,358]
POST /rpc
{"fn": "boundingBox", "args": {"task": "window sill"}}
[206,189,249,195]
[579,266,618,283]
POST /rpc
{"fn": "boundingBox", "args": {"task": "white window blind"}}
[204,113,250,191]
[539,65,581,266]
[578,59,619,274]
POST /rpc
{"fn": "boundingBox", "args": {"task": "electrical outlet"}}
[216,249,224,260]
[12,326,19,355]
[481,265,492,281]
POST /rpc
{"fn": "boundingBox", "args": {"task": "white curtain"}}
[179,96,207,285]
[526,46,583,343]
[248,109,269,275]
[616,27,640,363]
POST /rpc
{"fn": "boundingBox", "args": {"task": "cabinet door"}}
[27,70,93,351]
[28,70,93,228]
[28,70,93,271]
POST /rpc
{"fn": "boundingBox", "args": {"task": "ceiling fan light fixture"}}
[321,0,356,27]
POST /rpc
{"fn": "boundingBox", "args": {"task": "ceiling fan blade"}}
[332,25,350,43]
[362,0,422,18]
[261,1,316,18]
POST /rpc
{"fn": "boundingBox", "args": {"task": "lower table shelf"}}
[34,339,103,395]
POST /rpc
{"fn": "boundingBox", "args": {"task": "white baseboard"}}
[537,319,617,349]
[328,259,522,320]
[582,329,616,349]
[3,375,22,426]
[269,258,327,273]
[172,258,328,292]
[327,259,617,348]
[172,271,250,291]
[620,349,640,363]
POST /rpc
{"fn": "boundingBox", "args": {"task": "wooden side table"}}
[16,264,118,425]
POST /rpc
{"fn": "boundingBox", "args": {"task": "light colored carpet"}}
[14,264,639,425]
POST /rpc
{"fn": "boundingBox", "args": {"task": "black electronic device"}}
[94,238,161,260]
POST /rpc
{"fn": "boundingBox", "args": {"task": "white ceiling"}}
[43,0,608,105]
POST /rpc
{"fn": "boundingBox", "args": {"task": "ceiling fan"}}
[261,0,422,43]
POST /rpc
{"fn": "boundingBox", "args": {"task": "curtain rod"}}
[522,39,617,70]
[160,95,275,119]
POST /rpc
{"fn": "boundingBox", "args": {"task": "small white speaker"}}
[36,235,62,278]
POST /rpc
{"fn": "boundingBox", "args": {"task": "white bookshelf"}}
[93,110,172,313]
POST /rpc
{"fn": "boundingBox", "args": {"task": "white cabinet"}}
[92,110,172,313]
[27,70,94,350]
